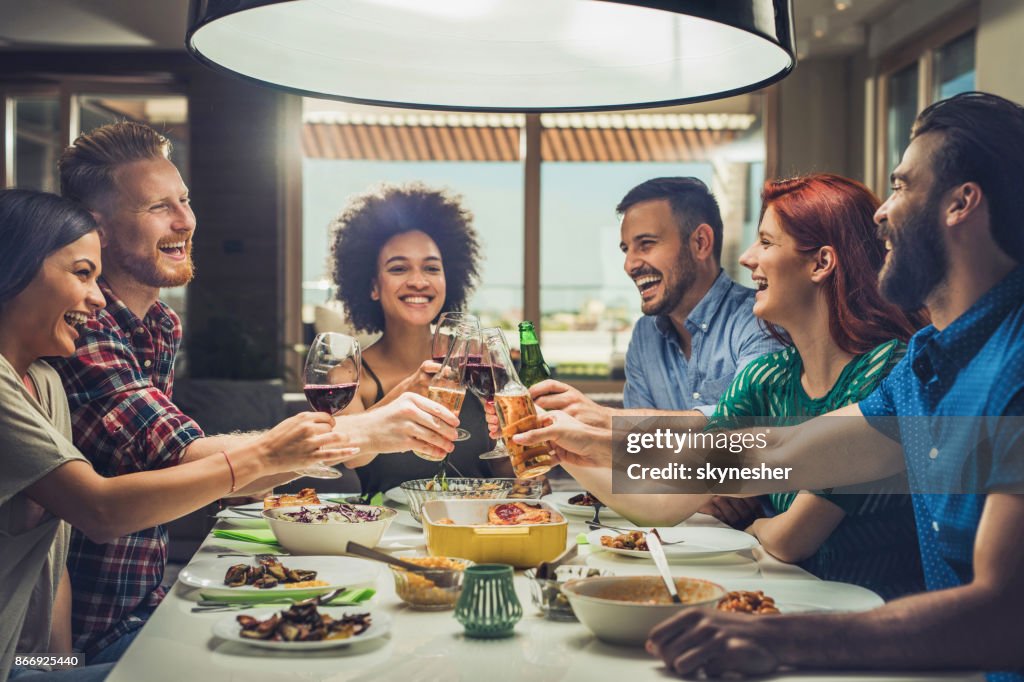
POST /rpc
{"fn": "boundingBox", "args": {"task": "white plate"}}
[720,579,884,613]
[179,556,380,598]
[212,606,390,650]
[585,550,760,580]
[543,492,625,519]
[384,486,408,507]
[586,526,758,559]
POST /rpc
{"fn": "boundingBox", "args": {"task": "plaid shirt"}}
[50,279,203,656]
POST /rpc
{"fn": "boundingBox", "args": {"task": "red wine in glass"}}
[304,382,358,414]
[299,332,361,479]
[464,362,507,401]
[433,352,483,364]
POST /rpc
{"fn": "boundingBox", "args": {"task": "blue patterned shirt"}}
[861,267,1024,682]
[624,269,782,415]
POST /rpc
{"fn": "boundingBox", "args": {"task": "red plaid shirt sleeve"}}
[56,315,203,475]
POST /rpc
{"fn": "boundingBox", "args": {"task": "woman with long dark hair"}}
[0,189,347,681]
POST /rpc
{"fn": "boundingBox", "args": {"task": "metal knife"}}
[646,531,682,604]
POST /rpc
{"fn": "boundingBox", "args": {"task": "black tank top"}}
[354,358,497,497]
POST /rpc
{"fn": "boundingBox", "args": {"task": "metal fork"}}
[589,523,687,546]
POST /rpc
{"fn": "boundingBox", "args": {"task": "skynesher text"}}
[627,462,793,483]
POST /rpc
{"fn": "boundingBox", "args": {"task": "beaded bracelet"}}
[222,451,236,493]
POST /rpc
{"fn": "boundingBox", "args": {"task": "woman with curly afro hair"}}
[330,183,512,496]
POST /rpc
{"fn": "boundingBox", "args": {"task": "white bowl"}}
[562,575,725,646]
[262,503,396,555]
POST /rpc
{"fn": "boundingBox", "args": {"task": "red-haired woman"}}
[706,174,926,597]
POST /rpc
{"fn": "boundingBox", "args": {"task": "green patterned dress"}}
[707,339,924,599]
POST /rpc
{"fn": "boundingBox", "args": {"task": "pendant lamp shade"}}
[187,0,795,112]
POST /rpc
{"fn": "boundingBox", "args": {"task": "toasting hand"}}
[529,379,613,429]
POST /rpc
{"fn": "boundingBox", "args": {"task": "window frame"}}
[870,5,978,195]
[1,79,187,189]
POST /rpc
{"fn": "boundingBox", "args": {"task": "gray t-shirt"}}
[0,356,86,679]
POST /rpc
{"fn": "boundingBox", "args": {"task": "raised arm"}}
[531,379,704,431]
[24,412,348,544]
[513,403,906,495]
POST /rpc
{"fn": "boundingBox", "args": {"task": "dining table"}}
[104,496,984,682]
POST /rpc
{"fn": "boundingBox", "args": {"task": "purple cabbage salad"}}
[280,504,383,524]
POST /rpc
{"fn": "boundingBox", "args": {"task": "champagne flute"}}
[467,327,512,460]
[299,332,361,479]
[484,328,555,479]
[431,312,480,363]
[415,323,473,460]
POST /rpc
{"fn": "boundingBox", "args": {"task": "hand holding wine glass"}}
[299,332,361,479]
[414,320,476,460]
[467,327,512,460]
[431,312,479,362]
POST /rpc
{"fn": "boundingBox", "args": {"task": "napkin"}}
[211,528,281,547]
[576,532,589,545]
[198,587,376,605]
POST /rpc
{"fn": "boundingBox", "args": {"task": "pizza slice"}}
[487,502,558,525]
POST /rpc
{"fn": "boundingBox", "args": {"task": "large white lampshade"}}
[187,0,796,112]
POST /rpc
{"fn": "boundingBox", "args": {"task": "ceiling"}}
[0,0,900,57]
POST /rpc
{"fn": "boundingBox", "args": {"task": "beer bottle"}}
[518,321,551,387]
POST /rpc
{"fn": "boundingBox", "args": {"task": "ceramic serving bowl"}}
[562,575,725,646]
[262,503,396,555]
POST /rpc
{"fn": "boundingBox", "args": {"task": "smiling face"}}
[96,157,196,290]
[620,199,697,317]
[372,230,446,328]
[739,206,819,328]
[874,132,950,311]
[2,232,105,359]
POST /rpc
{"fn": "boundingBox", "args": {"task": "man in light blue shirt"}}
[536,177,779,419]
[533,177,779,524]
[617,178,781,415]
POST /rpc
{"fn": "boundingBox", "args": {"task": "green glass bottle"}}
[518,321,551,387]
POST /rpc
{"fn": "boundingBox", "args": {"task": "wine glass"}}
[299,332,361,479]
[467,327,512,460]
[431,312,480,363]
[414,322,474,460]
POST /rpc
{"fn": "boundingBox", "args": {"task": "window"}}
[8,95,61,192]
[538,108,764,380]
[300,106,525,345]
[886,63,920,179]
[2,84,191,365]
[873,19,976,192]
[299,99,767,384]
[933,31,976,101]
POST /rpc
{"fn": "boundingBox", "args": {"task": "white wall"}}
[977,0,1024,104]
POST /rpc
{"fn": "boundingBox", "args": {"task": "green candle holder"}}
[454,564,522,638]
